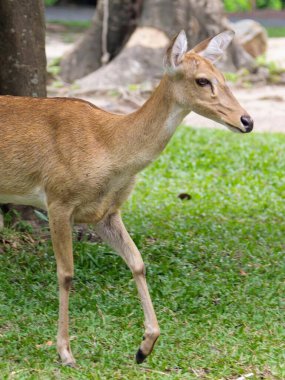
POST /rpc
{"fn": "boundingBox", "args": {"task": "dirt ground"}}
[46,32,285,133]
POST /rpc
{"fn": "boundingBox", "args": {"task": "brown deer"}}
[0,31,253,365]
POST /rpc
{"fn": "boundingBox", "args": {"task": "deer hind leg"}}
[48,203,75,366]
[95,212,160,364]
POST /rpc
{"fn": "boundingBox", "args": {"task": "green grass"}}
[1,127,285,379]
[47,20,92,31]
[266,26,285,38]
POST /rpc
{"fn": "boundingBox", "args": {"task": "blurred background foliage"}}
[44,0,285,11]
[224,0,285,11]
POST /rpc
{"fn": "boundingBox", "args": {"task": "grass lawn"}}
[266,27,285,38]
[47,20,92,32]
[0,127,284,379]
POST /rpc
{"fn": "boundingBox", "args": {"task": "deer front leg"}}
[95,212,160,364]
[48,203,75,366]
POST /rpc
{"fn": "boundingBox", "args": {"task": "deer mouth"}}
[225,115,254,134]
[224,123,245,134]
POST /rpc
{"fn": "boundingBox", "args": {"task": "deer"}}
[0,30,253,366]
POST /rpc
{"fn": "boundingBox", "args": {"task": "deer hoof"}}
[135,348,147,364]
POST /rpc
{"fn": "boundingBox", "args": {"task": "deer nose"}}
[240,115,254,133]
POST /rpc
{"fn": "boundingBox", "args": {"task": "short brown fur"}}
[0,32,253,365]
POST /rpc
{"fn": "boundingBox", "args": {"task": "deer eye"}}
[195,78,211,87]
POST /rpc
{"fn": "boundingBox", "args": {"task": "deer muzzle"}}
[240,115,254,133]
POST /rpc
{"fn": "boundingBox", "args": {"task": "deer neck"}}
[122,75,190,170]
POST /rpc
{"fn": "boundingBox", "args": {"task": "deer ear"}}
[164,30,187,74]
[191,30,235,63]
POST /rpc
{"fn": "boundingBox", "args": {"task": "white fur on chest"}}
[0,187,47,210]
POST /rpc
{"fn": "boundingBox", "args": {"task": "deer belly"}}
[73,193,120,224]
[0,187,47,209]
[73,178,136,224]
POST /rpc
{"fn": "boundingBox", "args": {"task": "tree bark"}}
[0,0,46,96]
[0,0,47,224]
[60,0,143,82]
[140,0,253,71]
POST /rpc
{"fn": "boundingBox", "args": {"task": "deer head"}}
[164,30,254,133]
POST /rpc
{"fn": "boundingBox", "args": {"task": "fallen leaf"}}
[178,193,192,200]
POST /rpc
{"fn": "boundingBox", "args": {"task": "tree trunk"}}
[0,0,47,225]
[61,0,253,84]
[140,0,253,71]
[0,0,46,96]
[60,0,143,82]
